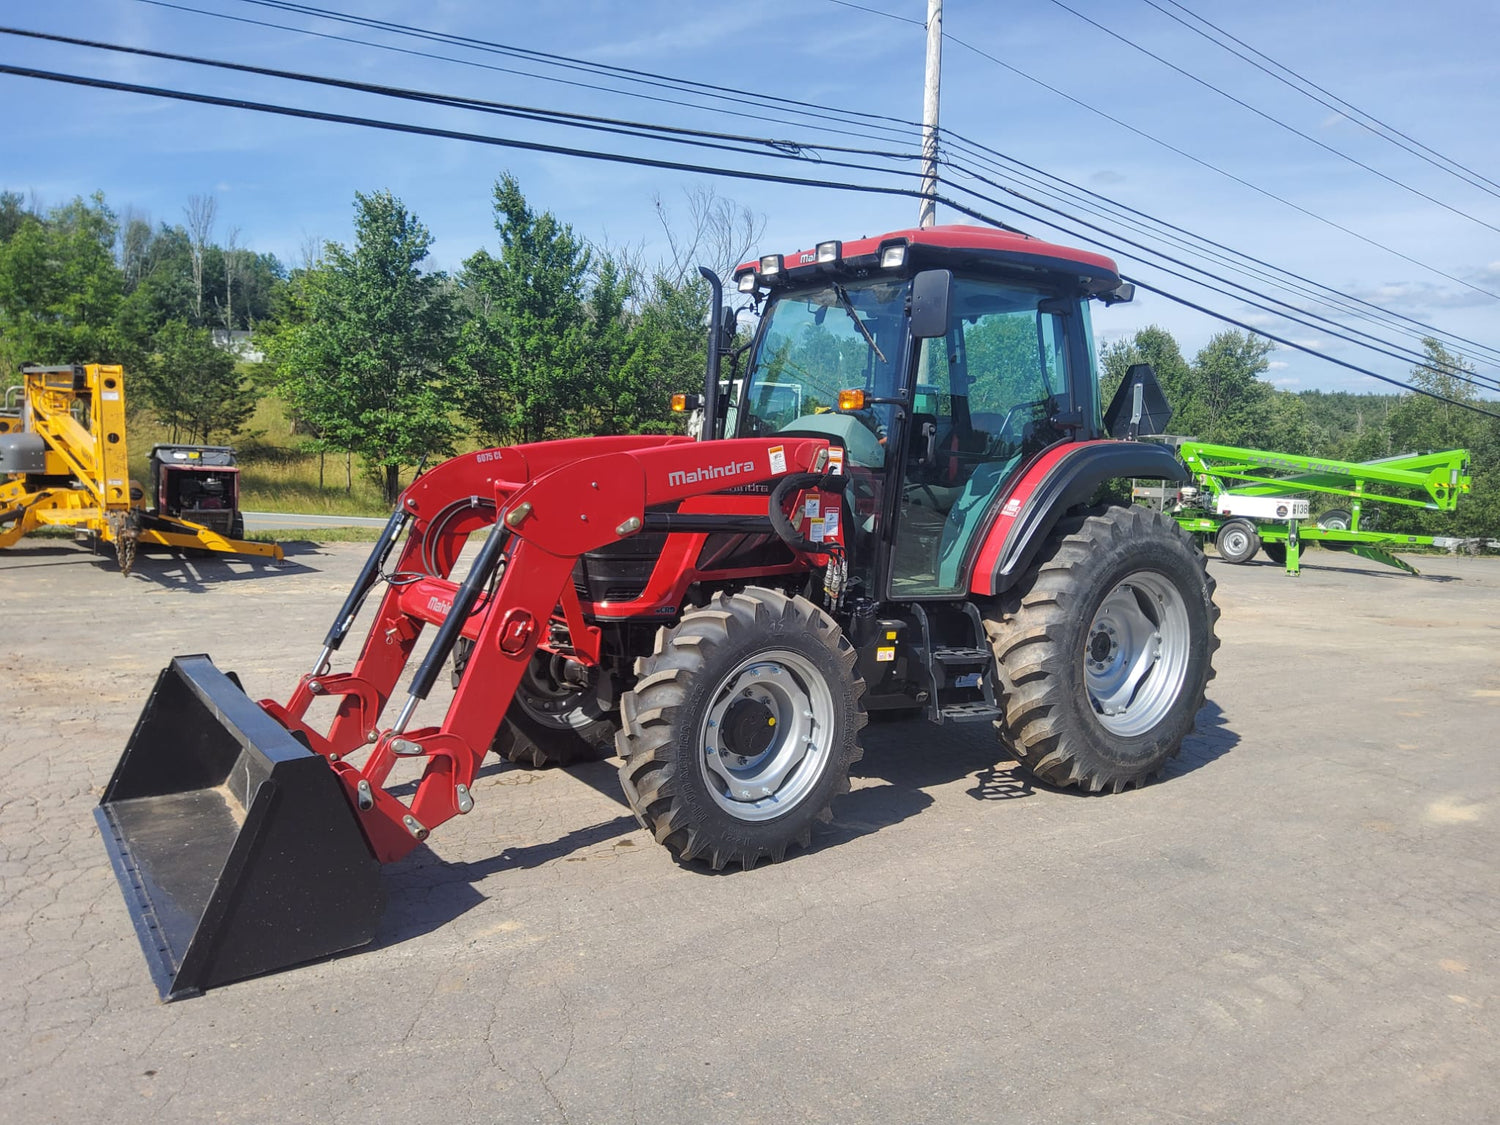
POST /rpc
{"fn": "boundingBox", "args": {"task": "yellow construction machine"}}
[0,363,281,573]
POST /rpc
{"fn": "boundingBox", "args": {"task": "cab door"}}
[889,278,1074,596]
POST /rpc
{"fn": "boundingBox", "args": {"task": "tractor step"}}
[931,646,990,664]
[937,701,1002,723]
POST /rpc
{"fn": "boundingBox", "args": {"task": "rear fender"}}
[967,441,1188,596]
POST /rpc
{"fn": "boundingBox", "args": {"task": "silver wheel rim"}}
[1221,526,1250,557]
[698,649,837,822]
[1084,571,1192,738]
[514,658,600,731]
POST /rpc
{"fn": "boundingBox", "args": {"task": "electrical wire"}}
[226,0,926,140]
[936,169,1500,398]
[936,131,1500,371]
[820,0,1500,306]
[937,33,1500,305]
[135,0,923,149]
[1043,0,1500,237]
[2,53,1492,416]
[935,143,1500,378]
[0,61,974,217]
[1146,0,1500,201]
[1,26,923,169]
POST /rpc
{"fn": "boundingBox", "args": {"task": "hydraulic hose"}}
[767,470,851,553]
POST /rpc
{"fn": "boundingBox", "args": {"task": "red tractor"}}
[96,224,1218,999]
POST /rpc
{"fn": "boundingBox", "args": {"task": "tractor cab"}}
[728,225,1132,599]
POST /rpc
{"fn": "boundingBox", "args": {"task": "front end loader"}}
[96,225,1221,999]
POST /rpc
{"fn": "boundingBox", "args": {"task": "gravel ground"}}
[1,538,1496,1124]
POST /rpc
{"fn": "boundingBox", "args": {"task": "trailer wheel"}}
[494,652,618,768]
[617,588,866,870]
[1215,519,1260,563]
[986,505,1219,793]
[1318,508,1352,550]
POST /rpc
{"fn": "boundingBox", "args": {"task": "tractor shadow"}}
[372,703,1241,944]
[120,544,320,590]
[375,758,635,945]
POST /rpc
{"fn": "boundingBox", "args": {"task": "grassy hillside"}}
[126,396,390,516]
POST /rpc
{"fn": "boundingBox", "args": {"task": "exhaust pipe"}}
[95,655,384,1000]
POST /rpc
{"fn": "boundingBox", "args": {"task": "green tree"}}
[1179,330,1274,445]
[1099,325,1194,425]
[1371,339,1500,538]
[0,193,132,376]
[456,174,592,444]
[268,190,458,503]
[142,319,256,443]
[598,267,711,433]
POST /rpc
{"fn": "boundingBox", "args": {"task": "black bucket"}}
[95,655,385,1000]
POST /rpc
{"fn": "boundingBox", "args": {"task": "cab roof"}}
[734,223,1123,296]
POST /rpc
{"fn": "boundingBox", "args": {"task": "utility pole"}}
[917,0,943,228]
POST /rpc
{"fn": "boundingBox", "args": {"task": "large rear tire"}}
[617,588,866,870]
[986,505,1219,793]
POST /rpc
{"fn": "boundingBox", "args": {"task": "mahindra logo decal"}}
[668,459,758,487]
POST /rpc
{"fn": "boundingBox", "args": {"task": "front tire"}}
[617,588,866,870]
[986,505,1219,793]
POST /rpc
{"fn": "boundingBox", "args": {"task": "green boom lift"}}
[1155,441,1475,576]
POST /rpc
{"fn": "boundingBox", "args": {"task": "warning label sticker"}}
[822,508,839,538]
[804,495,820,519]
[827,446,845,475]
[768,444,787,475]
[808,517,825,543]
[875,646,896,663]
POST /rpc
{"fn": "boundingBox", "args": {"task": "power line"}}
[937,166,1500,397]
[824,0,924,28]
[158,0,1500,307]
[0,61,969,218]
[1,26,924,169]
[1147,0,1500,201]
[937,32,1500,304]
[1043,0,1500,237]
[935,136,1500,373]
[23,19,1496,381]
[227,0,924,137]
[135,0,923,150]
[820,0,1500,304]
[3,59,1492,417]
[1125,278,1500,417]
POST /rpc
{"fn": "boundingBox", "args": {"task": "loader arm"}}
[267,436,834,862]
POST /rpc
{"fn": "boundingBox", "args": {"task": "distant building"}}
[210,329,265,363]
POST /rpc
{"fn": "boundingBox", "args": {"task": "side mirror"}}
[1103,363,1173,440]
[720,306,738,349]
[909,269,952,339]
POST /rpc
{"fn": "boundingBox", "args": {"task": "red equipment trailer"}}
[96,225,1219,998]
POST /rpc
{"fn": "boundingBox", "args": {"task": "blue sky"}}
[3,0,1498,393]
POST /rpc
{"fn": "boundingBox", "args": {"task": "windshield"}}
[735,278,908,466]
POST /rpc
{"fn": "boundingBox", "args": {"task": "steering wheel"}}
[991,397,1052,451]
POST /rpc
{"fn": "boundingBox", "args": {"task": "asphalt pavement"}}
[1,540,1496,1124]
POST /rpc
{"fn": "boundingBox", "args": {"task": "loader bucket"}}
[95,655,385,1000]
